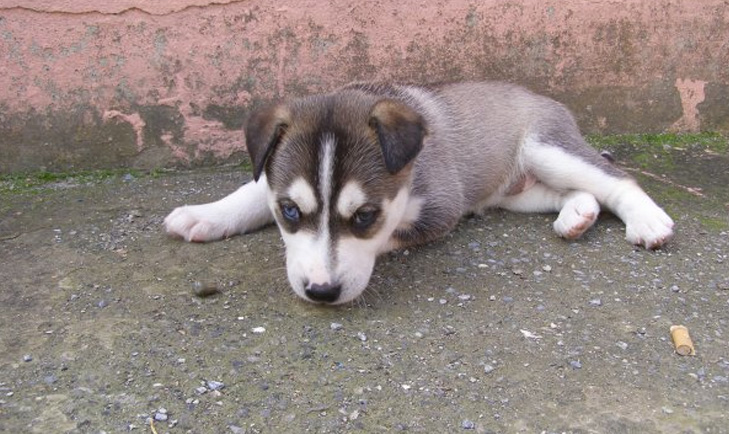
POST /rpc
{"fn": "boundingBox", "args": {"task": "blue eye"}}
[281,203,301,222]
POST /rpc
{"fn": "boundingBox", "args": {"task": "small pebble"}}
[192,281,221,297]
[22,354,32,362]
[195,386,208,394]
[330,322,343,331]
[616,341,629,350]
[569,360,583,369]
[357,332,368,342]
[252,326,266,334]
[457,294,472,301]
[207,380,225,391]
[154,412,168,422]
[97,299,108,308]
[462,419,476,429]
[229,425,246,434]
[588,298,602,307]
[483,364,495,374]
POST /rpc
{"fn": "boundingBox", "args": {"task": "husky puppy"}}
[165,82,674,304]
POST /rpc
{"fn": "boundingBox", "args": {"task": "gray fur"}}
[346,82,627,246]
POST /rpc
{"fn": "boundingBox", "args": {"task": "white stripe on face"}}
[336,181,367,219]
[286,177,318,214]
[319,133,335,231]
[279,134,338,298]
[314,133,335,276]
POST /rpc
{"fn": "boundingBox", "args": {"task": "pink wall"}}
[1,0,727,172]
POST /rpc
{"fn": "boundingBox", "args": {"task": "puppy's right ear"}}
[245,104,291,181]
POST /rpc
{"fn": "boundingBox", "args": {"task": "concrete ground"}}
[1,140,728,433]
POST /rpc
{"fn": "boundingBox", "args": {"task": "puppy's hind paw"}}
[625,208,675,249]
[164,205,231,243]
[553,192,600,240]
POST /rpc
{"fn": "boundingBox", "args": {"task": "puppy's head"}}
[245,90,426,304]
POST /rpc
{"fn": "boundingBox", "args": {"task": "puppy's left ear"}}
[245,104,292,181]
[369,99,427,174]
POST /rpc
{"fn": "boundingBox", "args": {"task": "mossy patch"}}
[0,169,141,194]
[0,159,253,195]
[587,132,728,153]
[587,132,727,171]
[698,216,729,232]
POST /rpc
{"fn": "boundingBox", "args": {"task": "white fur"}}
[397,195,424,230]
[164,175,273,242]
[281,230,332,301]
[287,177,318,214]
[553,191,601,239]
[335,187,412,303]
[494,138,674,248]
[336,181,368,218]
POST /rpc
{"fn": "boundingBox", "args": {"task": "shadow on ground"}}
[1,144,728,433]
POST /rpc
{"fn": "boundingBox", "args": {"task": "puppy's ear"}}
[245,104,291,181]
[369,99,426,174]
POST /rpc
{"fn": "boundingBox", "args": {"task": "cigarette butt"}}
[670,325,695,356]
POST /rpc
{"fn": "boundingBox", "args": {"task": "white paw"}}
[164,204,233,242]
[554,192,600,240]
[625,206,674,249]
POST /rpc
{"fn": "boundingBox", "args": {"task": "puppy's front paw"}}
[164,205,231,242]
[625,207,674,249]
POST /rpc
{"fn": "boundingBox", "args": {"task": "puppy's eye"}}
[281,203,301,222]
[352,207,378,229]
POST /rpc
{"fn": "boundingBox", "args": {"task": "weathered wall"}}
[1,0,727,173]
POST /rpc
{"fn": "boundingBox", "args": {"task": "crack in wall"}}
[0,0,247,16]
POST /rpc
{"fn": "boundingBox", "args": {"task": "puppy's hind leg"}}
[496,182,601,240]
[523,139,674,249]
[164,175,274,242]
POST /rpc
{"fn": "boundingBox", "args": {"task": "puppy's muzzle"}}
[304,281,342,304]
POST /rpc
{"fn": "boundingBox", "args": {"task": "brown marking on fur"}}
[245,104,292,181]
[369,99,426,174]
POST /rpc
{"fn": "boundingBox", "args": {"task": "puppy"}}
[165,82,674,304]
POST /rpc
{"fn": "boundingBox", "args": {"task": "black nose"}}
[305,282,341,303]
